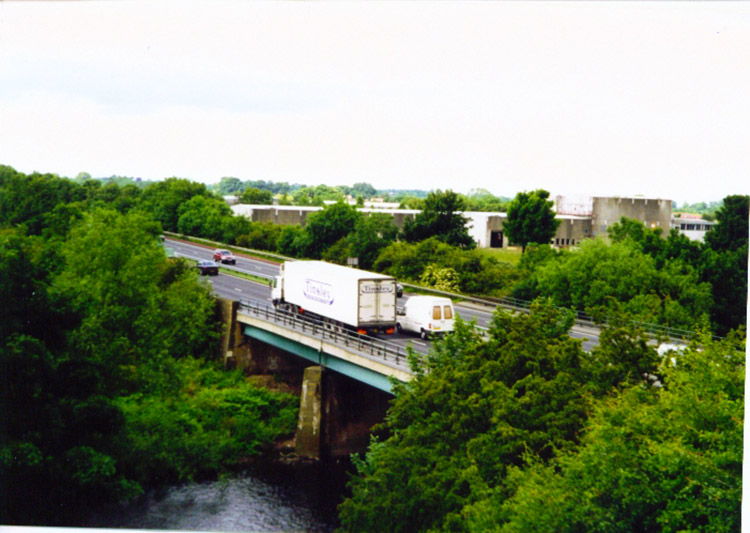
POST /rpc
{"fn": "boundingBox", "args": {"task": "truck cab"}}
[396,296,455,339]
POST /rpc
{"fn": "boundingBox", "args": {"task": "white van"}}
[396,296,455,339]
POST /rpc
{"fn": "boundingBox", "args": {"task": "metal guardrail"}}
[399,282,711,342]
[239,300,412,368]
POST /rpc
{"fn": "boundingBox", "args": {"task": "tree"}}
[419,264,460,292]
[214,176,244,195]
[703,195,749,253]
[0,168,86,235]
[351,182,377,199]
[138,178,213,232]
[239,187,273,205]
[402,189,475,249]
[700,195,749,334]
[339,302,592,532]
[525,238,711,331]
[276,225,306,257]
[495,333,744,532]
[347,213,399,270]
[235,221,283,252]
[465,188,510,212]
[292,184,345,206]
[298,201,362,259]
[608,216,664,257]
[503,189,560,252]
[176,195,235,242]
[700,245,747,335]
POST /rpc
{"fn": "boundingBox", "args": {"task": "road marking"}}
[234,288,243,292]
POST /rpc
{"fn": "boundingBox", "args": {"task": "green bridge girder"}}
[243,325,398,394]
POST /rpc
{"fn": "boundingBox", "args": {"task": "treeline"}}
[210,175,511,211]
[338,305,744,531]
[674,199,722,219]
[0,166,298,525]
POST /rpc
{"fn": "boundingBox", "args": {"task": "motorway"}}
[165,238,601,352]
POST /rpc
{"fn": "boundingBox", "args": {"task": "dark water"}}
[85,458,352,532]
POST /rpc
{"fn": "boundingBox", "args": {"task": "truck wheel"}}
[420,329,429,340]
[396,323,403,334]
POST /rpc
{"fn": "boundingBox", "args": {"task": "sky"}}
[0,1,748,205]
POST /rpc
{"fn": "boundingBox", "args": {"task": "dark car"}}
[196,260,219,276]
[396,282,404,298]
[213,249,236,264]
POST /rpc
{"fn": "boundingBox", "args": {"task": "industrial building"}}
[231,195,677,249]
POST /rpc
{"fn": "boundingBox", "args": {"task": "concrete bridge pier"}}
[297,365,392,460]
[297,366,325,458]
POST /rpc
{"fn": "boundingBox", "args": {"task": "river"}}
[84,457,352,532]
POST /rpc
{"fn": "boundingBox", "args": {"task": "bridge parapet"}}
[237,300,413,392]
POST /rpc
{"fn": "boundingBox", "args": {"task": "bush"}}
[116,360,298,487]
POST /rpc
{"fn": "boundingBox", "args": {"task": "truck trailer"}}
[271,260,398,335]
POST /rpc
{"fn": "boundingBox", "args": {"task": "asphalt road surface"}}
[165,237,600,352]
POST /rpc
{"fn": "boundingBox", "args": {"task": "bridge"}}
[238,300,413,393]
[219,298,418,459]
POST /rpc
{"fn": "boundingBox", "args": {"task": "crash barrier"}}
[239,299,412,367]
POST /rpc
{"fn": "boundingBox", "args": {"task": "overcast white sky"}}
[0,1,748,204]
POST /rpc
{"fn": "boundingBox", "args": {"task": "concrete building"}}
[231,194,674,250]
[671,213,716,242]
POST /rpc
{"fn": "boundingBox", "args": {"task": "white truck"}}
[396,296,455,339]
[271,260,398,335]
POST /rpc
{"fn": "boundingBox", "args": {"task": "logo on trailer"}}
[361,283,394,294]
[304,279,334,305]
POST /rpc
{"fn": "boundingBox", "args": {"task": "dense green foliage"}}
[0,169,298,525]
[116,361,297,487]
[339,305,743,531]
[375,237,517,296]
[239,186,273,204]
[485,333,744,532]
[138,177,215,232]
[503,189,560,252]
[464,188,511,212]
[402,189,476,249]
[515,238,711,330]
[603,204,748,335]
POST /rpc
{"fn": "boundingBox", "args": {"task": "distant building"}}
[671,213,715,242]
[231,195,675,250]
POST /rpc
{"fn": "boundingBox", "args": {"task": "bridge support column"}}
[217,298,243,369]
[296,366,392,460]
[297,366,324,459]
